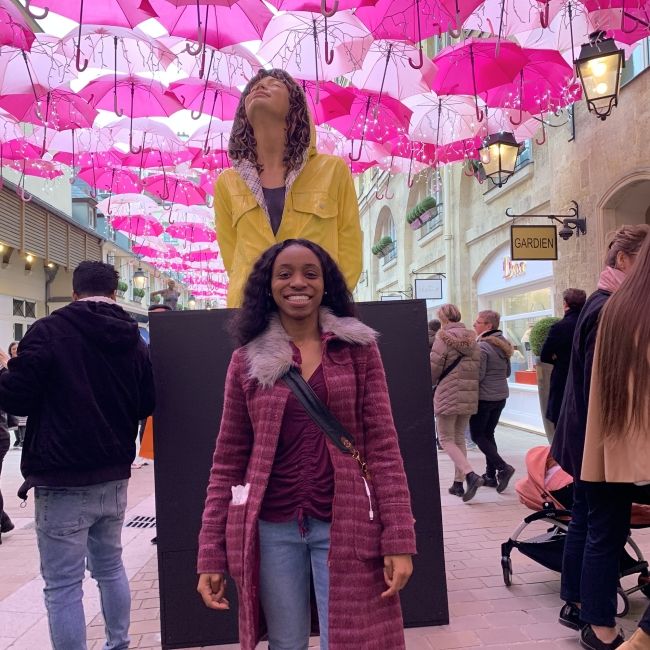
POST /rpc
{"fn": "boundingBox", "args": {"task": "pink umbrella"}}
[588,7,650,45]
[0,89,97,131]
[183,247,220,262]
[432,38,528,121]
[121,147,194,169]
[78,75,184,153]
[484,48,578,119]
[53,149,125,168]
[189,147,231,171]
[327,89,412,159]
[143,174,207,206]
[356,0,484,42]
[296,79,356,124]
[166,222,216,243]
[257,11,373,84]
[132,239,178,258]
[0,111,23,142]
[463,0,565,37]
[0,139,42,161]
[0,0,36,50]
[23,0,157,72]
[266,0,376,12]
[151,0,272,77]
[165,78,241,120]
[96,193,158,216]
[78,166,143,194]
[315,125,346,154]
[38,127,115,155]
[6,158,64,179]
[350,40,437,100]
[111,214,164,237]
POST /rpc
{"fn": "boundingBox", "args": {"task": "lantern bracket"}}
[505,201,587,239]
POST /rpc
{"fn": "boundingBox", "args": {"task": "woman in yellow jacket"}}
[214,69,362,307]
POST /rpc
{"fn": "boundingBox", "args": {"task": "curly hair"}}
[228,69,312,175]
[229,239,356,346]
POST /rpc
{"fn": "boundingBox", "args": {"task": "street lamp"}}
[188,294,197,309]
[479,132,520,188]
[575,31,624,121]
[132,267,147,290]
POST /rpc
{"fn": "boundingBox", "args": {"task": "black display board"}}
[150,301,448,649]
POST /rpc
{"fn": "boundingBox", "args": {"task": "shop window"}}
[13,299,25,317]
[25,301,36,318]
[383,218,397,265]
[13,323,24,340]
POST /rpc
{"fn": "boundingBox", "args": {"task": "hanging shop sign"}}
[414,277,443,300]
[510,224,558,261]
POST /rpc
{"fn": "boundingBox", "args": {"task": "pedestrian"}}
[428,318,441,349]
[578,234,650,650]
[430,303,483,502]
[0,348,13,543]
[540,288,587,427]
[197,239,415,650]
[551,223,649,648]
[0,261,155,650]
[149,279,180,311]
[470,310,516,493]
[6,342,26,448]
[214,68,362,307]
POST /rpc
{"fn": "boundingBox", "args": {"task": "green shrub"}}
[371,235,394,256]
[406,196,437,224]
[117,280,128,293]
[133,287,146,298]
[530,316,560,356]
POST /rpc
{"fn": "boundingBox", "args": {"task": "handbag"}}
[282,366,370,481]
[432,354,463,398]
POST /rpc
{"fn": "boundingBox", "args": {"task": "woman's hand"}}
[197,573,230,610]
[381,554,413,598]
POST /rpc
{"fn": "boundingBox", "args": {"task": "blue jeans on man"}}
[258,517,331,650]
[35,480,131,650]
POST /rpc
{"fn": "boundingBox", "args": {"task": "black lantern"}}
[575,31,624,121]
[132,267,147,290]
[479,132,520,188]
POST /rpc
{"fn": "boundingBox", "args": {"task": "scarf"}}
[597,266,626,293]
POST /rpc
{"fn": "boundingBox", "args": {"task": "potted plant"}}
[464,159,487,183]
[371,235,395,258]
[116,280,128,298]
[406,196,439,230]
[133,287,146,303]
[151,294,161,304]
[530,316,561,443]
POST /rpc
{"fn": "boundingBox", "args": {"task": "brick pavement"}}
[1,426,648,649]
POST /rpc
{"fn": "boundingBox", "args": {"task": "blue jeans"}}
[258,517,331,650]
[560,479,633,627]
[35,480,131,650]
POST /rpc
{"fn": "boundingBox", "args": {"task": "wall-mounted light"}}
[188,294,197,309]
[575,31,624,121]
[132,267,147,290]
[25,253,34,273]
[479,132,520,188]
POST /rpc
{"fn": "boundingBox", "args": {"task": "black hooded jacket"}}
[0,300,155,497]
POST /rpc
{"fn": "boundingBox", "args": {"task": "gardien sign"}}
[510,225,559,261]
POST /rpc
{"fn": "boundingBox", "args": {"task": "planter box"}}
[375,241,396,258]
[133,296,143,304]
[116,290,126,299]
[408,207,439,230]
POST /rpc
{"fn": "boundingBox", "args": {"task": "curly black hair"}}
[229,239,356,346]
[228,69,312,175]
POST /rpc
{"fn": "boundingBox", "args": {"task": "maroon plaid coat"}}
[198,310,417,649]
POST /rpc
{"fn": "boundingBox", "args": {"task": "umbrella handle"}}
[321,0,338,17]
[539,1,550,28]
[535,117,546,145]
[509,109,523,126]
[324,16,335,65]
[75,41,88,73]
[24,0,49,19]
[185,41,202,56]
[113,92,124,118]
[620,5,642,33]
[348,138,363,162]
[447,4,463,38]
[408,46,423,70]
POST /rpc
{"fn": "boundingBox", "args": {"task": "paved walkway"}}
[1,427,648,649]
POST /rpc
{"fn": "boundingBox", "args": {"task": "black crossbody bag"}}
[432,354,463,398]
[283,366,370,481]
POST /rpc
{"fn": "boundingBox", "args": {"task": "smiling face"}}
[271,245,324,322]
[244,75,290,124]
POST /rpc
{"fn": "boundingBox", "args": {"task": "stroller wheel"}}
[501,556,512,587]
[616,587,629,617]
[638,574,650,599]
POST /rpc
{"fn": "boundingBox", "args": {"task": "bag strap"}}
[283,367,369,479]
[437,354,463,386]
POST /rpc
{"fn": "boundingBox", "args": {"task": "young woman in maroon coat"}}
[197,239,416,650]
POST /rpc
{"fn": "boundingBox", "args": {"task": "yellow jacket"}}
[214,138,362,307]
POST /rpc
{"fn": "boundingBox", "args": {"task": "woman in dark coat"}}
[540,288,586,425]
[551,224,649,649]
[197,240,416,650]
[0,347,14,542]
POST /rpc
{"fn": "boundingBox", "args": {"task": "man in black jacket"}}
[0,261,155,650]
[540,288,587,427]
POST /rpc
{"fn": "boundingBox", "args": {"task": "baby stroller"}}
[500,446,650,616]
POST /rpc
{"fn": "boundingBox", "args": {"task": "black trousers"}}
[469,399,508,478]
[0,431,9,524]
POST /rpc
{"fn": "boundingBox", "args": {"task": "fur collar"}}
[243,308,377,387]
[480,332,514,358]
[438,322,476,355]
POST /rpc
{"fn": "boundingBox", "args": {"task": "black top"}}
[0,300,155,499]
[550,290,611,479]
[263,186,285,235]
[540,308,582,424]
